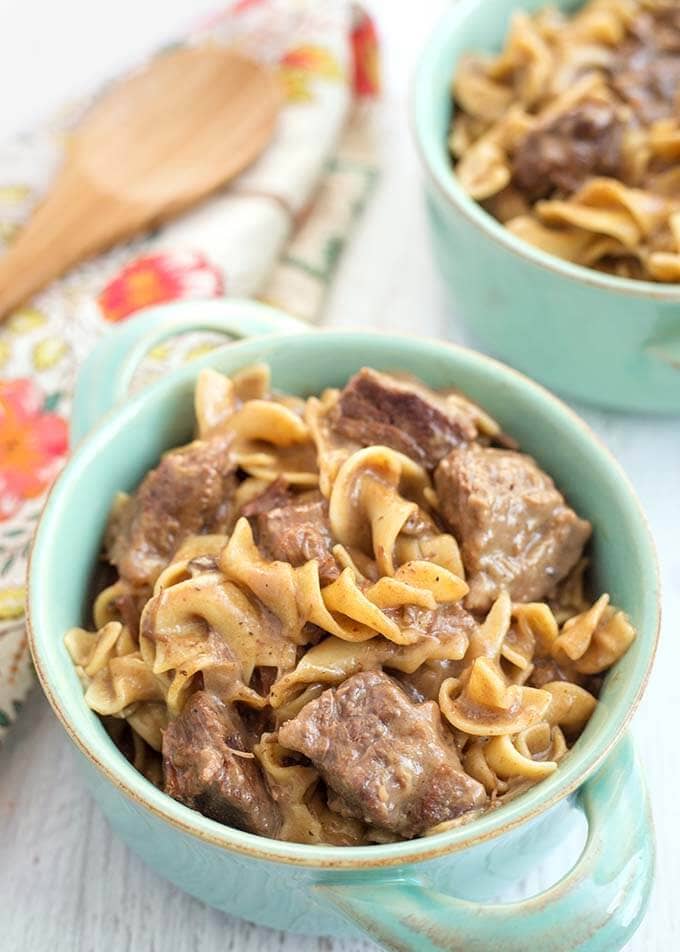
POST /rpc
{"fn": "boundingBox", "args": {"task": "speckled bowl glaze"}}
[29,300,659,951]
[413,0,680,413]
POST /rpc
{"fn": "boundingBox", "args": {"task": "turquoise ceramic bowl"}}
[29,300,659,951]
[413,0,680,414]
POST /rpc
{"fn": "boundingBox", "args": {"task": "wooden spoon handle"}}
[0,165,145,320]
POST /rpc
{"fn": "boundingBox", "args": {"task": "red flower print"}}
[351,9,380,97]
[0,379,68,521]
[98,251,224,323]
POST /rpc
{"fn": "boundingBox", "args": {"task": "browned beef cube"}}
[108,436,236,586]
[435,444,591,613]
[240,477,291,517]
[278,671,486,837]
[611,8,680,124]
[512,100,623,200]
[247,485,339,585]
[163,691,281,837]
[332,368,478,468]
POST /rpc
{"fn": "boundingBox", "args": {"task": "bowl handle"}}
[644,321,680,372]
[645,340,680,371]
[71,299,305,444]
[316,734,653,952]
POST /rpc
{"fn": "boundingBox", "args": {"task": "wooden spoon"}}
[0,47,281,319]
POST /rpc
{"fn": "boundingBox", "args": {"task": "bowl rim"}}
[27,324,661,870]
[410,0,680,302]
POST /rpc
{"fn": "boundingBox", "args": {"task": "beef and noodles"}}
[66,364,635,844]
[450,0,680,282]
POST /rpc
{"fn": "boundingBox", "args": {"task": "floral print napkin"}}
[0,0,379,739]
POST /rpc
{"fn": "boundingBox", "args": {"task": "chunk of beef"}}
[611,9,680,124]
[435,445,591,613]
[615,55,680,124]
[240,477,291,517]
[512,100,623,201]
[332,368,478,468]
[163,691,281,837]
[108,436,236,586]
[247,484,339,585]
[278,671,486,837]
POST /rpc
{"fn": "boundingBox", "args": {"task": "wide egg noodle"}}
[449,0,680,281]
[65,363,638,844]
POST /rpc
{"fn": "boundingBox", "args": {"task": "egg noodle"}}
[66,364,635,844]
[450,0,680,281]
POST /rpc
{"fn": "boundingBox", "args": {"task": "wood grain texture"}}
[0,47,280,319]
[1,1,679,949]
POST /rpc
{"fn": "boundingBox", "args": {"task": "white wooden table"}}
[1,2,678,949]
